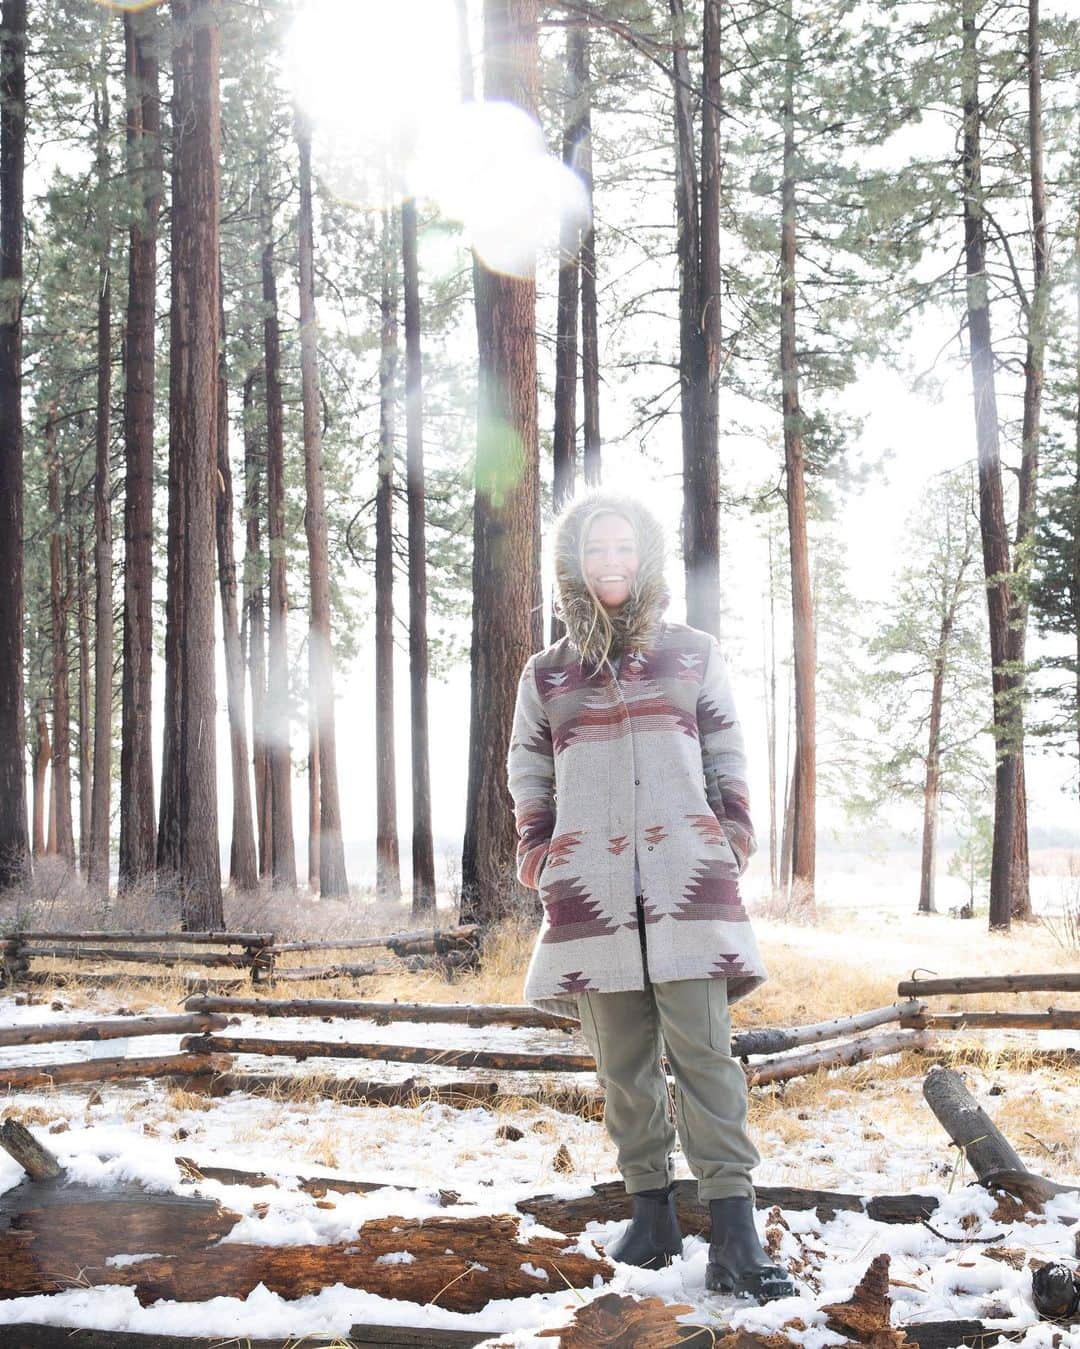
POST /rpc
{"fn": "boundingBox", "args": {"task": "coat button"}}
[648,845,654,851]
[634,778,640,785]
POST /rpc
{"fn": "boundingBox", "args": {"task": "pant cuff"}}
[699,1180,755,1202]
[625,1169,672,1194]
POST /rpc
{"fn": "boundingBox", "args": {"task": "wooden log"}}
[0,1178,239,1297]
[211,1071,605,1119]
[21,971,249,992]
[921,1066,1029,1180]
[175,1155,404,1197]
[0,1119,62,1180]
[74,1214,610,1310]
[0,1052,234,1092]
[266,962,383,981]
[516,1176,940,1234]
[924,1044,1080,1069]
[12,930,274,945]
[267,925,479,955]
[733,1002,923,1057]
[746,1029,932,1086]
[901,1009,1080,1031]
[530,1291,714,1347]
[900,1326,1005,1349]
[0,1329,496,1349]
[181,1032,595,1074]
[898,972,1080,997]
[0,1013,229,1048]
[184,993,579,1030]
[19,946,252,967]
[981,1167,1080,1204]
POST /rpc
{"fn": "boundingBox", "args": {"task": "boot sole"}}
[705,1261,795,1303]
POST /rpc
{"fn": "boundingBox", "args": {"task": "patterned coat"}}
[506,491,768,1018]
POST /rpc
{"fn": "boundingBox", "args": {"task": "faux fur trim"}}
[552,490,671,668]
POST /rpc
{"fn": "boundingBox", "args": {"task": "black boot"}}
[705,1196,796,1302]
[607,1181,684,1269]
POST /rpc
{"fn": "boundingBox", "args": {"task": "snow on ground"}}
[1,984,1079,1346]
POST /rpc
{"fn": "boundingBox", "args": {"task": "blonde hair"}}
[575,508,640,677]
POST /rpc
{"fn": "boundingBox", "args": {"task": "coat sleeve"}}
[506,655,556,890]
[697,637,756,875]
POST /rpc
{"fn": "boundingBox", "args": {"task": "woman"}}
[506,489,794,1303]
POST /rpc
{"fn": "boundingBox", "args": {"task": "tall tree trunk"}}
[170,0,223,928]
[375,207,401,905]
[307,723,319,888]
[576,25,601,489]
[261,174,296,892]
[88,58,113,895]
[47,412,74,867]
[119,5,160,892]
[550,25,583,646]
[32,697,49,859]
[1004,0,1049,924]
[670,0,722,639]
[0,0,29,888]
[765,528,778,892]
[918,640,948,915]
[402,197,436,920]
[76,527,91,875]
[961,0,1014,932]
[461,0,542,927]
[780,10,815,906]
[295,109,347,898]
[242,367,271,878]
[216,290,258,894]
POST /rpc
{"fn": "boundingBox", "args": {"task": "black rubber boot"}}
[705,1196,796,1302]
[607,1181,684,1269]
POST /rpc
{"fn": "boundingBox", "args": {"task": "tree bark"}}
[576,25,600,489]
[402,196,436,919]
[961,0,1014,932]
[46,412,74,867]
[0,0,29,889]
[1005,0,1049,925]
[295,110,347,899]
[170,0,223,928]
[460,0,542,927]
[766,527,778,892]
[242,368,271,879]
[32,698,49,858]
[780,9,815,905]
[918,638,947,914]
[119,4,160,892]
[375,207,401,905]
[75,528,91,874]
[215,290,258,894]
[261,173,296,892]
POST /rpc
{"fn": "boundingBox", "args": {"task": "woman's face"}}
[583,513,640,611]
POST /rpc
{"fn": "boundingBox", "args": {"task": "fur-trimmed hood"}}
[552,490,671,667]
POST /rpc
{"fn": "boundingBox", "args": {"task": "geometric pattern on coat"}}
[540,873,623,944]
[672,858,749,923]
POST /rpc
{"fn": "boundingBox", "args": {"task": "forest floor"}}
[1,855,1078,1346]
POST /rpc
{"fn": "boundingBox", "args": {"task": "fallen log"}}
[173,1154,440,1199]
[265,925,479,955]
[18,946,252,967]
[517,1176,940,1233]
[531,1291,713,1346]
[76,1213,610,1310]
[6,1323,496,1348]
[0,1052,234,1092]
[0,1119,62,1180]
[184,993,578,1030]
[898,972,1080,997]
[733,1002,923,1057]
[0,1179,240,1298]
[924,1044,1080,1069]
[20,971,249,992]
[209,1070,605,1119]
[265,962,383,981]
[921,1065,1029,1180]
[11,930,273,945]
[0,1013,228,1048]
[902,1009,1080,1031]
[181,1032,595,1074]
[746,1029,932,1086]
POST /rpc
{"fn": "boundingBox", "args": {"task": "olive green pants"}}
[576,977,758,1201]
